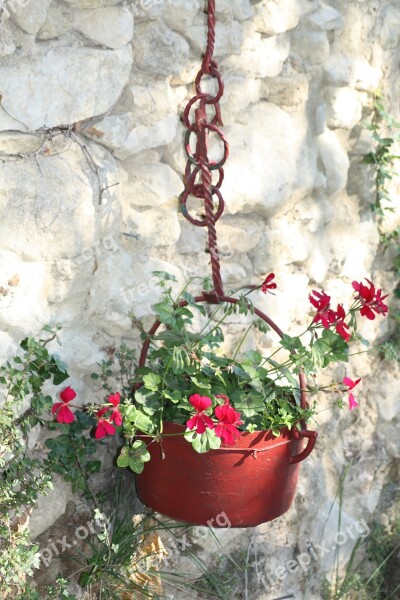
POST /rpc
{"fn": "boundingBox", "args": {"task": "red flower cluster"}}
[94,392,123,439]
[309,291,350,342]
[51,386,76,424]
[352,279,389,320]
[51,388,123,436]
[186,393,243,445]
[309,278,388,341]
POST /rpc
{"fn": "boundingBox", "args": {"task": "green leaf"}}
[142,372,161,391]
[242,350,262,366]
[152,271,177,282]
[191,433,210,454]
[205,428,221,450]
[128,458,145,473]
[280,334,304,352]
[232,391,266,417]
[162,390,182,403]
[185,429,221,454]
[52,369,70,386]
[153,301,175,325]
[117,441,151,473]
[117,448,130,468]
[124,406,154,432]
[190,376,211,391]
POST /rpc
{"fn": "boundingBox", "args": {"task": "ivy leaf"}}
[321,329,349,363]
[123,406,154,432]
[117,441,151,473]
[190,433,209,454]
[142,373,161,391]
[205,428,221,450]
[280,334,305,352]
[152,271,177,282]
[242,350,262,366]
[232,390,267,417]
[190,376,211,391]
[117,447,130,468]
[162,390,181,404]
[153,301,175,325]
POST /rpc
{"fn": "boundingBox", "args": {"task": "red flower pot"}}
[135,422,317,528]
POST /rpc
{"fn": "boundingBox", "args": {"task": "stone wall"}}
[0,0,399,598]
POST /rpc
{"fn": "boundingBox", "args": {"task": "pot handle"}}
[288,429,318,464]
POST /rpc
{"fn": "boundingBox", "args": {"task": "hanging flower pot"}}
[49,0,389,529]
[127,288,320,528]
[135,422,316,527]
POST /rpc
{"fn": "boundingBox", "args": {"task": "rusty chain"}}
[180,0,228,297]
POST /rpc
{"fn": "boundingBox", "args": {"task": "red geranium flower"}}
[95,407,116,439]
[51,386,77,424]
[108,392,123,426]
[186,394,215,434]
[352,278,389,320]
[60,386,77,402]
[261,273,277,295]
[343,377,361,411]
[309,290,335,328]
[333,304,351,342]
[214,399,243,446]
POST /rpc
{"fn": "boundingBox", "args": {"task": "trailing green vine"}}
[0,329,214,599]
[0,326,66,596]
[364,91,400,358]
[0,327,103,598]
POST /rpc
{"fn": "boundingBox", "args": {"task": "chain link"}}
[180,0,227,295]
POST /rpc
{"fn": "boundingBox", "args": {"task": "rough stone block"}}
[122,161,183,208]
[186,15,243,57]
[323,54,382,91]
[0,46,133,129]
[223,103,317,216]
[254,0,302,34]
[317,129,350,195]
[0,146,96,260]
[72,6,134,49]
[223,32,291,78]
[85,112,178,158]
[305,4,343,30]
[325,87,363,130]
[132,21,190,77]
[8,0,53,35]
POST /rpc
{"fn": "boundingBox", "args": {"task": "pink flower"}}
[343,377,361,411]
[51,386,77,424]
[95,407,116,439]
[348,394,358,411]
[186,394,215,434]
[108,392,123,426]
[352,279,389,320]
[333,304,351,342]
[261,273,277,295]
[309,290,335,328]
[343,377,361,391]
[214,400,243,446]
